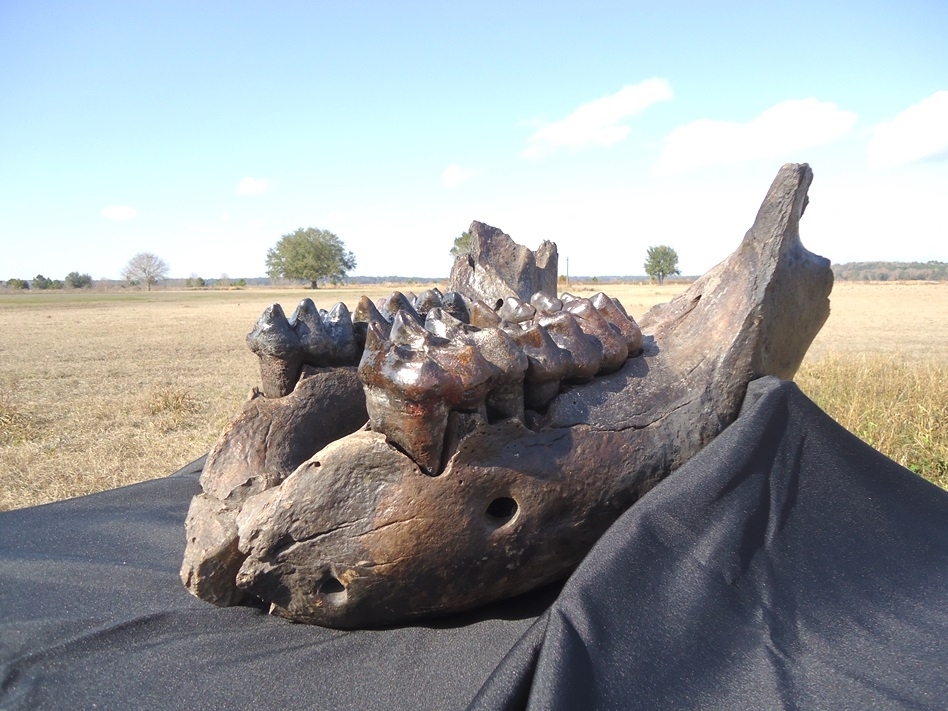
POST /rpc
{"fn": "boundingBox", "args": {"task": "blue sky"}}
[1,1,946,281]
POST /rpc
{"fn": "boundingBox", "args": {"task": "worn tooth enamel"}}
[468,299,501,328]
[506,322,571,411]
[424,307,467,340]
[359,310,498,473]
[359,321,451,473]
[590,292,643,357]
[414,289,444,319]
[426,308,528,422]
[537,311,602,382]
[564,298,629,374]
[246,304,303,398]
[559,292,579,304]
[440,292,471,324]
[379,291,423,324]
[530,291,563,314]
[497,296,536,323]
[389,307,435,348]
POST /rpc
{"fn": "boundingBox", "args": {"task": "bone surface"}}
[183,163,832,629]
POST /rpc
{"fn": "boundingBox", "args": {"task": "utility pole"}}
[566,257,570,290]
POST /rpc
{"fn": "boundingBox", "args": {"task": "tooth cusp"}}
[247,304,304,398]
[537,311,602,382]
[564,298,629,374]
[590,292,643,356]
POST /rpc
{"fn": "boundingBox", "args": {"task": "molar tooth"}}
[414,289,444,319]
[289,298,335,365]
[530,291,563,314]
[426,308,528,422]
[353,295,391,350]
[246,304,303,398]
[537,311,602,382]
[564,298,629,374]
[379,291,423,324]
[469,327,528,422]
[507,323,571,411]
[359,310,498,473]
[497,296,536,324]
[440,292,470,324]
[468,299,501,328]
[424,307,468,340]
[359,322,451,473]
[590,292,643,357]
[323,302,361,365]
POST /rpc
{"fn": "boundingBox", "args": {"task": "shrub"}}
[66,272,93,289]
[6,279,29,290]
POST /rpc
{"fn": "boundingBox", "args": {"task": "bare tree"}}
[122,252,169,291]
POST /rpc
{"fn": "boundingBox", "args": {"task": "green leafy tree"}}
[122,252,169,291]
[644,245,680,285]
[65,272,93,289]
[266,228,356,289]
[6,278,29,290]
[449,231,472,258]
[33,274,53,289]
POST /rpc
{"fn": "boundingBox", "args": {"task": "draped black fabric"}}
[2,377,946,710]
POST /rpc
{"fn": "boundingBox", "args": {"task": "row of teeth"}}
[247,288,642,473]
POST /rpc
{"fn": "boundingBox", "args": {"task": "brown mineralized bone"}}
[246,304,303,398]
[229,163,832,628]
[181,366,368,605]
[590,291,643,356]
[449,221,558,303]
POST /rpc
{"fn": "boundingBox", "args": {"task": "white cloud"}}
[653,98,857,176]
[101,205,139,221]
[442,164,476,188]
[522,79,673,159]
[868,90,948,168]
[235,177,272,195]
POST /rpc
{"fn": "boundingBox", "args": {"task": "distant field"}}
[1,281,945,510]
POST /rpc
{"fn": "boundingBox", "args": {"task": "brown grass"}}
[1,281,946,510]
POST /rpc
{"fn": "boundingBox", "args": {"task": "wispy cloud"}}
[522,79,673,159]
[653,99,857,176]
[868,90,948,169]
[235,177,272,195]
[101,205,139,221]
[442,164,476,188]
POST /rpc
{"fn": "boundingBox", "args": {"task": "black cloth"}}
[1,377,946,710]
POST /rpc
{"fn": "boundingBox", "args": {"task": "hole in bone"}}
[485,497,519,526]
[317,575,347,604]
[495,299,504,310]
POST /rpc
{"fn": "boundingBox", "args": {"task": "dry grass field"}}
[1,280,946,510]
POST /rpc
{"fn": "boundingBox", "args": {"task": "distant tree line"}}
[4,272,94,290]
[833,261,948,282]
